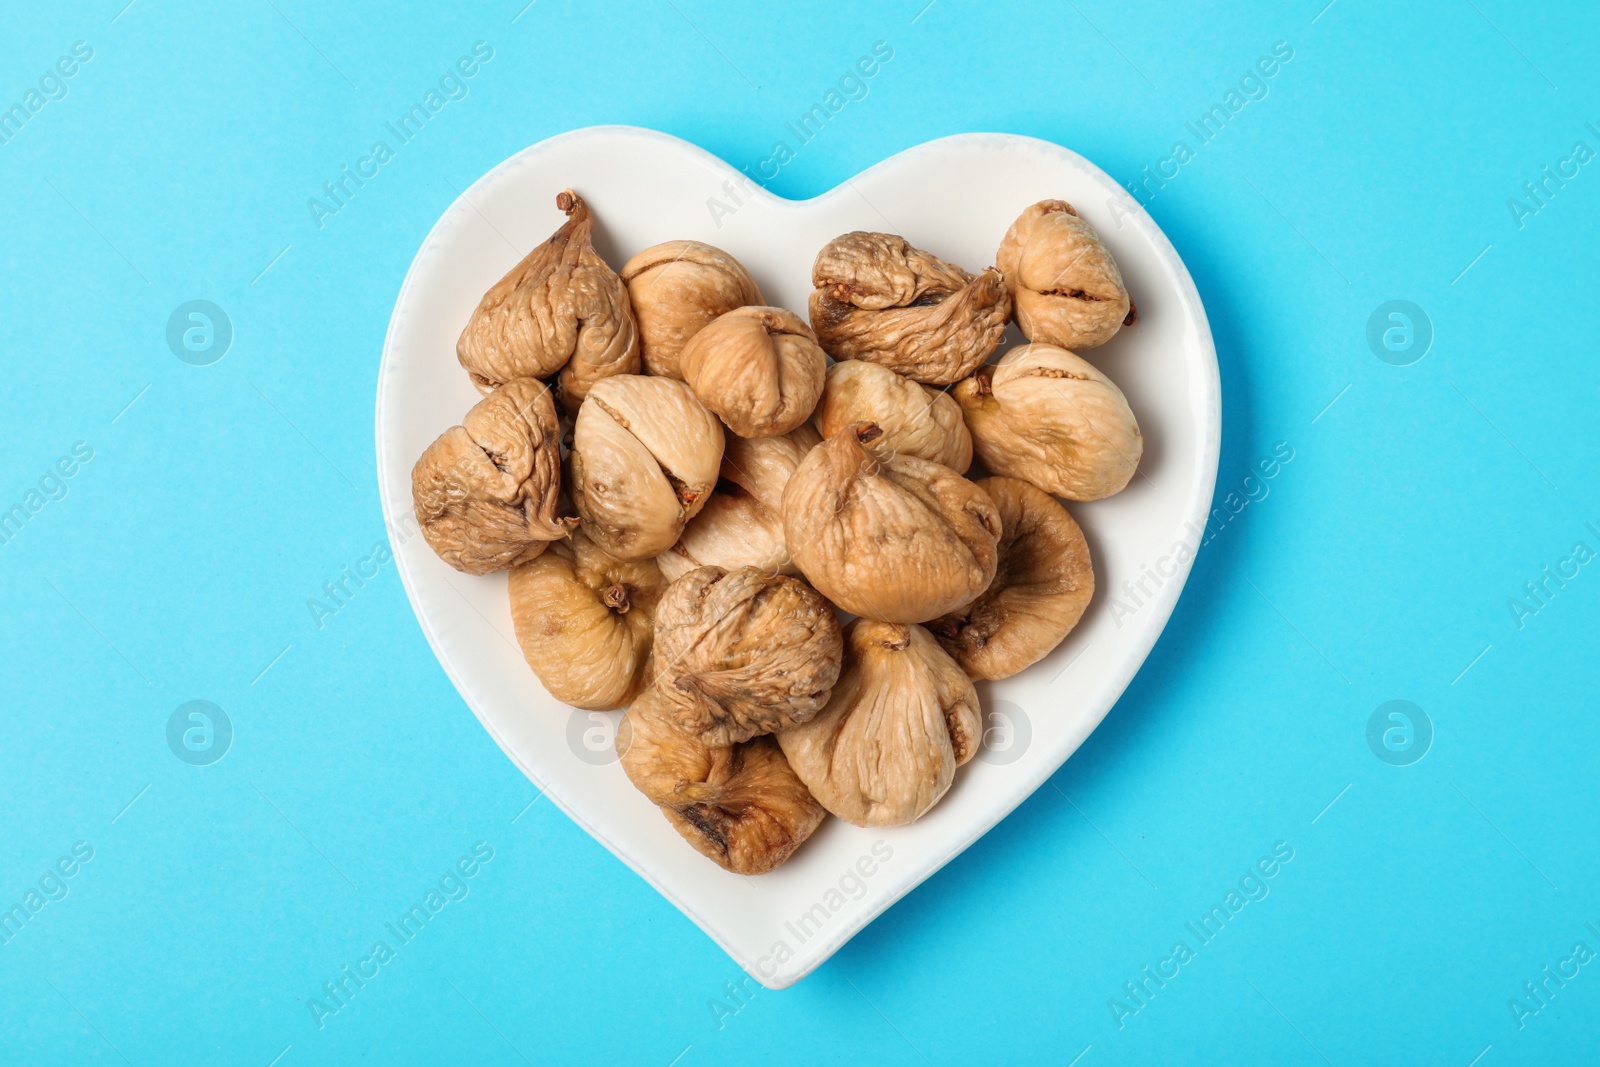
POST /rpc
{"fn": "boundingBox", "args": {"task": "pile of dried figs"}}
[412,190,1140,875]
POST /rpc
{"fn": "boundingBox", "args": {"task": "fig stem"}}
[853,422,884,446]
[602,582,632,614]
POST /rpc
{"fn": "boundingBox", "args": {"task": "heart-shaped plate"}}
[376,126,1219,988]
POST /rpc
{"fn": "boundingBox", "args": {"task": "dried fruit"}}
[814,359,972,472]
[679,306,826,438]
[651,566,843,746]
[411,378,574,575]
[571,375,724,560]
[954,344,1141,501]
[808,232,1010,384]
[995,200,1132,350]
[655,488,790,582]
[778,621,980,827]
[456,190,640,410]
[618,687,825,875]
[782,422,1000,623]
[508,526,666,709]
[719,424,821,514]
[620,240,764,379]
[657,425,822,581]
[929,477,1094,679]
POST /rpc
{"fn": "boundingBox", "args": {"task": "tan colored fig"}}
[679,306,826,438]
[617,687,825,875]
[929,477,1095,680]
[620,241,764,379]
[652,566,843,746]
[719,424,821,513]
[656,489,790,582]
[814,359,972,472]
[411,378,574,575]
[507,526,666,709]
[782,422,1000,623]
[456,190,639,410]
[954,344,1142,501]
[996,200,1133,350]
[571,375,724,560]
[778,621,980,827]
[658,425,822,580]
[808,232,1010,384]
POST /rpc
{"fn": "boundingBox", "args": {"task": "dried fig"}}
[620,240,764,379]
[954,344,1142,501]
[618,687,825,875]
[782,422,1000,623]
[929,477,1094,680]
[719,424,821,513]
[778,620,980,827]
[814,359,972,472]
[411,378,574,575]
[651,566,843,746]
[571,375,724,560]
[678,306,826,438]
[508,526,666,709]
[456,190,640,410]
[996,200,1132,350]
[657,425,822,580]
[655,487,790,582]
[808,232,1010,384]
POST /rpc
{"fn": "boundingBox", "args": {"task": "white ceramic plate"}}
[376,126,1219,989]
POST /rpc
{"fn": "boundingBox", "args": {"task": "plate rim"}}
[374,124,1221,988]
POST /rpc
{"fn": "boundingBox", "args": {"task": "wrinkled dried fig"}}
[411,378,575,574]
[571,375,724,560]
[657,425,822,580]
[618,687,825,875]
[652,566,843,746]
[719,424,821,513]
[457,190,639,410]
[778,621,980,827]
[621,241,764,379]
[929,477,1094,680]
[782,422,1000,623]
[808,232,1010,384]
[954,344,1142,501]
[656,488,790,582]
[814,359,972,472]
[996,200,1132,350]
[679,306,826,438]
[508,526,666,709]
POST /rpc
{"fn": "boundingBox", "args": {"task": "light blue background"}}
[2,1,1596,1063]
